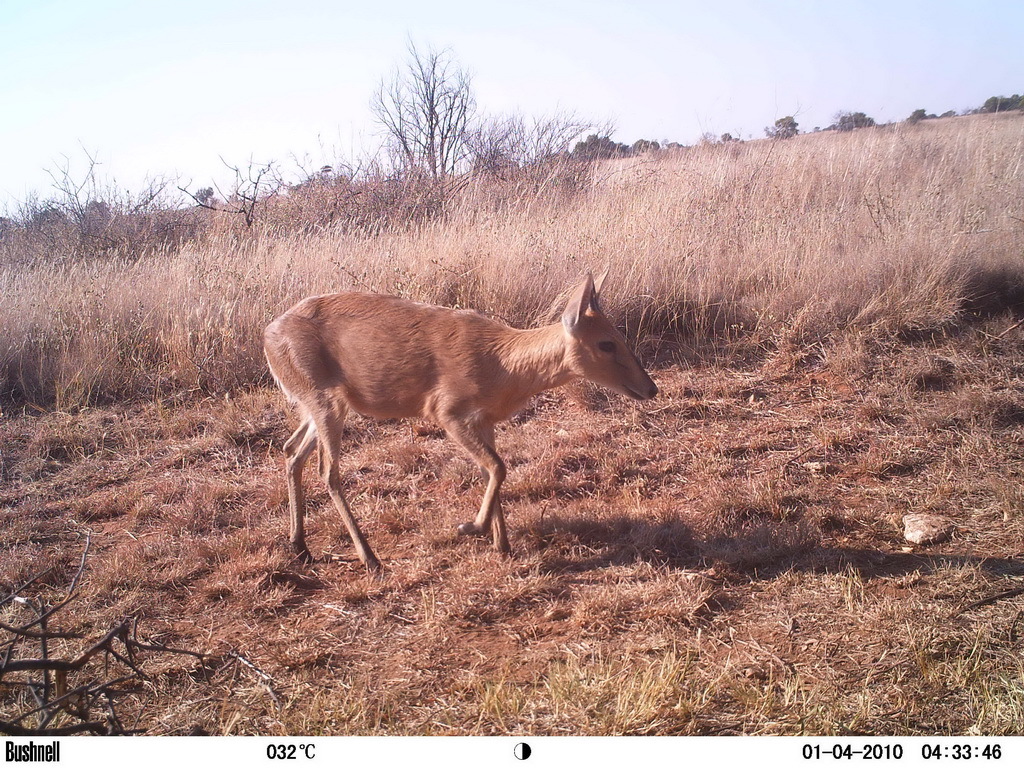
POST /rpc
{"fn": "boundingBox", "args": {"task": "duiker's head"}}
[561,272,658,401]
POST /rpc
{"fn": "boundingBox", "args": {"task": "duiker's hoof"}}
[457,522,486,537]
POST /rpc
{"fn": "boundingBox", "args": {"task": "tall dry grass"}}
[2,113,1022,408]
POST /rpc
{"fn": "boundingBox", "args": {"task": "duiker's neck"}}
[499,322,577,399]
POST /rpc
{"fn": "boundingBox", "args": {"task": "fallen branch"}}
[228,651,282,708]
[950,586,1024,617]
[1,536,206,735]
[0,720,109,736]
[979,317,1024,342]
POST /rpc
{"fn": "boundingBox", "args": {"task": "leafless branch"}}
[951,586,1024,617]
[179,157,281,227]
[371,41,476,182]
[227,650,282,708]
[1,720,109,736]
[1,537,207,735]
[0,568,56,611]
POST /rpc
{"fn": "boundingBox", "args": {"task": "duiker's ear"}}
[561,272,596,332]
[593,266,609,298]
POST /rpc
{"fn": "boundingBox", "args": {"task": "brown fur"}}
[264,272,657,571]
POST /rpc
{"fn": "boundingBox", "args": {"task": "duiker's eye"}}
[597,341,616,354]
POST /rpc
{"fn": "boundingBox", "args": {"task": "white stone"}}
[903,514,954,545]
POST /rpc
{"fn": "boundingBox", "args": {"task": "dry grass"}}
[3,114,1023,407]
[3,113,1024,736]
[4,317,1024,735]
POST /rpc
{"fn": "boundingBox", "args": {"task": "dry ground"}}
[4,318,1024,735]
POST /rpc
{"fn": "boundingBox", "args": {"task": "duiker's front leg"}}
[443,418,511,555]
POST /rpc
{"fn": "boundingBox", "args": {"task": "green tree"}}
[765,116,798,139]
[631,139,661,153]
[572,134,630,160]
[907,109,928,125]
[981,94,1023,113]
[833,111,876,132]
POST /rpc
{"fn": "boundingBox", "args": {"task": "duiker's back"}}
[265,292,520,421]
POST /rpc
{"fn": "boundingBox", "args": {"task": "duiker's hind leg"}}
[284,418,318,562]
[314,401,382,572]
[442,418,511,555]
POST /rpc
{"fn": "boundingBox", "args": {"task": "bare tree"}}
[22,148,183,261]
[468,111,596,176]
[371,42,476,181]
[179,156,280,227]
[46,149,173,231]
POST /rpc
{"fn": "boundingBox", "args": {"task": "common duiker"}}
[264,271,657,571]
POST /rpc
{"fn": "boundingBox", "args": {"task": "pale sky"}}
[1,0,1021,207]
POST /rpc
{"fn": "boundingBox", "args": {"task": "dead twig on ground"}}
[226,651,282,708]
[950,586,1024,618]
[0,535,207,736]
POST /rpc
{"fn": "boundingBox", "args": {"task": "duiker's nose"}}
[646,380,658,399]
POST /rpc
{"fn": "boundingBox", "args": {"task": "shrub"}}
[907,109,928,125]
[765,116,798,139]
[833,111,876,132]
[572,135,631,160]
[981,94,1023,113]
